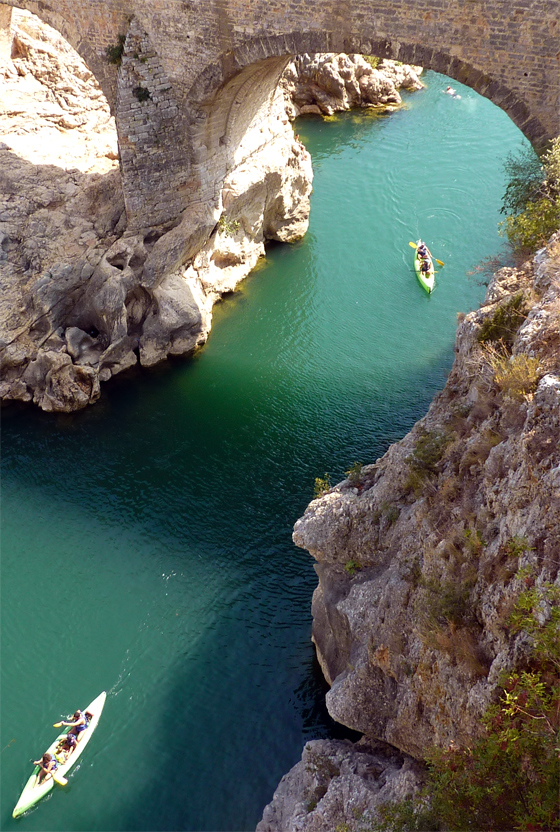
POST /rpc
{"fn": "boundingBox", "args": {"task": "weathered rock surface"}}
[0,10,313,410]
[0,10,118,173]
[258,236,559,828]
[281,53,424,118]
[1,18,424,412]
[257,739,424,832]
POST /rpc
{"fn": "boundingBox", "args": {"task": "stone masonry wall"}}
[1,0,559,235]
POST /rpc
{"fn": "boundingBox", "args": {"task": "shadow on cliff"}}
[0,144,125,280]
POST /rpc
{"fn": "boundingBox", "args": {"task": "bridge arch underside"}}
[186,32,552,237]
[191,31,550,156]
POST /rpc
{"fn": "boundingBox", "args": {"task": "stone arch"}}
[189,31,549,151]
[182,30,550,229]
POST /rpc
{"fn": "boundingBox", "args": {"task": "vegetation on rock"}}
[105,34,126,65]
[314,473,332,498]
[372,578,560,832]
[501,137,560,253]
[476,292,528,347]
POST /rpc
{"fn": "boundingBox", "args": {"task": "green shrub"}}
[217,216,241,236]
[132,86,151,102]
[502,535,533,558]
[345,461,363,485]
[501,136,560,254]
[476,292,527,346]
[105,34,126,65]
[344,559,362,577]
[373,799,441,831]
[314,473,331,498]
[406,428,452,477]
[502,196,560,252]
[364,55,380,69]
[501,142,545,217]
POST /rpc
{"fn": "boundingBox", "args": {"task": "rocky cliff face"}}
[281,53,423,118]
[0,10,312,411]
[259,235,560,829]
[0,12,422,413]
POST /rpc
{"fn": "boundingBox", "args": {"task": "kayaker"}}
[60,710,89,743]
[33,753,58,785]
[421,260,431,274]
[56,732,77,762]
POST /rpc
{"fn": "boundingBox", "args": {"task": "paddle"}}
[53,722,64,728]
[31,761,68,786]
[408,241,444,266]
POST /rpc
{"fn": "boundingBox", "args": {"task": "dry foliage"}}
[483,343,541,400]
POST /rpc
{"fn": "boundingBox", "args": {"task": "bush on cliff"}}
[501,137,560,253]
[372,577,560,832]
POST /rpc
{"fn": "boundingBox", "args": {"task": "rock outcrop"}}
[257,739,425,832]
[281,53,424,118]
[0,12,423,412]
[0,10,312,410]
[259,235,560,828]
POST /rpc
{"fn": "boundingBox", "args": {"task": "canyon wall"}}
[0,14,419,412]
[259,234,560,830]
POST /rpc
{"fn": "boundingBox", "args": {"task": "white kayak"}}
[12,691,106,818]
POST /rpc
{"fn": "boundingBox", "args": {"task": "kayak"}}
[12,691,106,818]
[414,240,435,294]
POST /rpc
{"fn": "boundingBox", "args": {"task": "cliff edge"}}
[259,234,560,829]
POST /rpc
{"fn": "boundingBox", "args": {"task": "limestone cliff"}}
[259,235,560,829]
[0,10,423,412]
[0,10,312,410]
[281,53,423,118]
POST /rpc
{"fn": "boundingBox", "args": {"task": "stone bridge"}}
[2,0,559,235]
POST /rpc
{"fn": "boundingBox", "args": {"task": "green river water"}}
[1,73,531,830]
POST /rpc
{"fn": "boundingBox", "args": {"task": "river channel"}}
[1,71,531,830]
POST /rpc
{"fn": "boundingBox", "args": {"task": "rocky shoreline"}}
[0,11,421,412]
[259,236,560,829]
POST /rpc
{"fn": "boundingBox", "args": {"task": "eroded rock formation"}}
[0,12,421,412]
[258,739,425,832]
[259,235,560,828]
[281,53,424,118]
[0,10,313,410]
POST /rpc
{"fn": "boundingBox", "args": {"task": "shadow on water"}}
[116,619,360,832]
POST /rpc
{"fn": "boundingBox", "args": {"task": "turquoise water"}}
[1,72,531,830]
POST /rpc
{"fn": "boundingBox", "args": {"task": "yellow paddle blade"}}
[53,773,67,786]
[53,722,63,728]
[409,241,445,267]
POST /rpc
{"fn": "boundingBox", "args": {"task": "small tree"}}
[501,137,560,253]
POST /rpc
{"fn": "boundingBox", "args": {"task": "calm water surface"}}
[1,73,531,830]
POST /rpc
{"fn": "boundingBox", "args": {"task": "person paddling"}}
[56,732,77,762]
[59,710,89,743]
[33,753,58,786]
